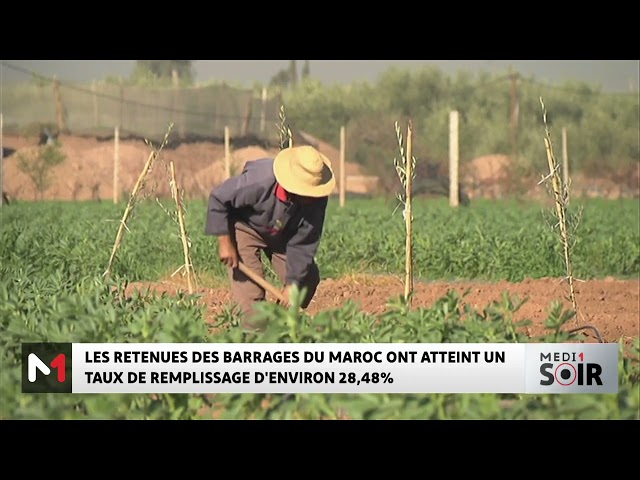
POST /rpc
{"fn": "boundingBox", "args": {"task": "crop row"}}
[2,272,638,419]
[1,197,638,284]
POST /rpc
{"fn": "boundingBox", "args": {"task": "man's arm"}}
[285,197,329,286]
[205,171,265,237]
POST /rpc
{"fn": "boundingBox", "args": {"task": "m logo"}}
[28,352,66,383]
[22,343,72,393]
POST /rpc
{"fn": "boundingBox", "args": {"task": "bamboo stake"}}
[405,121,414,303]
[539,100,578,321]
[543,136,578,317]
[393,120,416,305]
[169,161,194,294]
[103,148,159,280]
[277,105,293,150]
[562,126,569,187]
[537,101,603,339]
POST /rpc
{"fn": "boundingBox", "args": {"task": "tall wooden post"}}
[113,126,120,204]
[404,121,414,303]
[224,126,231,179]
[509,66,519,160]
[118,78,124,132]
[92,79,99,127]
[260,87,267,135]
[242,95,253,136]
[53,75,68,134]
[340,125,346,207]
[449,110,459,207]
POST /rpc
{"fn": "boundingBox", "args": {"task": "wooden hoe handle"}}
[237,261,288,304]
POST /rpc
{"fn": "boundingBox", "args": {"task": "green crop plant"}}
[1,198,637,284]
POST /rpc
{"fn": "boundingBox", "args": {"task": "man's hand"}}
[280,284,296,308]
[218,235,238,268]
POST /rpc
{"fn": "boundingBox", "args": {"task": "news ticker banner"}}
[21,342,619,395]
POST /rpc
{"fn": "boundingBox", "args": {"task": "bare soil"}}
[126,274,639,345]
[3,134,638,202]
[1,133,370,202]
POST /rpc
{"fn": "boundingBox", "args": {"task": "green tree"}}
[302,60,310,79]
[130,61,194,86]
[269,69,290,89]
[17,144,66,200]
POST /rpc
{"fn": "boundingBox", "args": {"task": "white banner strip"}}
[70,343,619,394]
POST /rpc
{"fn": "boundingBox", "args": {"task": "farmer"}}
[205,145,336,330]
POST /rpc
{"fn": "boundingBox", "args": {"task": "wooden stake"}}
[118,78,124,132]
[224,126,231,179]
[170,161,194,294]
[113,125,119,204]
[405,121,414,303]
[242,95,253,136]
[92,79,99,127]
[449,110,459,207]
[339,125,346,207]
[509,66,519,159]
[53,75,67,134]
[104,149,158,280]
[260,87,267,135]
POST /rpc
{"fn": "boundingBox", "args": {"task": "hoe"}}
[237,261,288,305]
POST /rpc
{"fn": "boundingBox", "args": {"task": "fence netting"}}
[2,78,284,144]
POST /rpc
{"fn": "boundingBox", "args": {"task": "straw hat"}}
[273,145,336,197]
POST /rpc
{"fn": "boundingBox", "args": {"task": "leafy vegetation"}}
[3,197,637,283]
[281,69,639,185]
[1,198,638,419]
[129,60,195,87]
[16,143,66,200]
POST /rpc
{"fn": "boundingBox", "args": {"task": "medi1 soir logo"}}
[525,343,618,394]
[22,343,73,393]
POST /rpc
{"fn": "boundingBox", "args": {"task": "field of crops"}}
[1,196,639,419]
